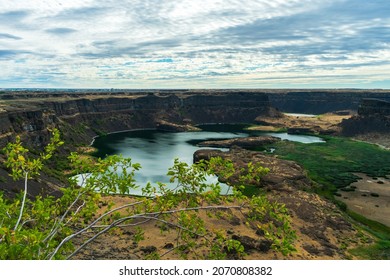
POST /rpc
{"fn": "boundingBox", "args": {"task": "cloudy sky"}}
[0,0,389,89]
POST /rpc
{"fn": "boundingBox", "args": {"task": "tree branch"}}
[14,171,28,231]
[66,215,140,259]
[66,204,242,259]
[65,201,86,226]
[43,190,84,244]
[47,200,144,259]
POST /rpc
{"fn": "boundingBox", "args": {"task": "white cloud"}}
[0,0,389,88]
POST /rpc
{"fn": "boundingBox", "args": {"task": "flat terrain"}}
[251,112,353,134]
[337,173,390,227]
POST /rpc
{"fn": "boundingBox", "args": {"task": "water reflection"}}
[90,124,324,195]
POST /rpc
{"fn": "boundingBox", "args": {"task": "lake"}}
[89,124,324,194]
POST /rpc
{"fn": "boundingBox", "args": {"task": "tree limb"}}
[66,204,241,259]
[13,171,28,231]
[47,200,144,259]
[43,190,85,244]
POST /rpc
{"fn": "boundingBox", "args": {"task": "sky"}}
[0,0,389,89]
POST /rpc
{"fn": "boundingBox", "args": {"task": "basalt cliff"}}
[0,91,276,148]
[340,98,390,148]
[267,89,390,114]
[1,89,389,260]
[0,91,276,197]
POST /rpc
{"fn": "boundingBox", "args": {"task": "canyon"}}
[1,89,390,148]
[0,90,274,148]
[1,89,389,197]
[1,89,389,259]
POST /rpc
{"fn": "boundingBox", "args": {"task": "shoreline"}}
[88,122,251,146]
[89,127,156,146]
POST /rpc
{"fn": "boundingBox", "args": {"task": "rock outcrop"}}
[341,98,390,137]
[267,89,390,114]
[252,113,349,135]
[197,136,279,149]
[156,120,201,132]
[0,91,275,148]
[193,147,312,191]
[358,98,390,117]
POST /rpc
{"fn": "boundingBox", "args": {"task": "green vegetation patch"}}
[347,211,390,259]
[263,135,390,259]
[265,136,390,197]
[349,240,390,260]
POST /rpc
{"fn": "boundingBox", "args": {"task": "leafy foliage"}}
[3,129,64,181]
[0,131,296,259]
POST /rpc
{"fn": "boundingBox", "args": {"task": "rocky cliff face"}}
[0,91,275,148]
[358,98,390,117]
[267,90,390,114]
[0,109,57,148]
[341,98,390,138]
[192,147,356,259]
[0,91,274,198]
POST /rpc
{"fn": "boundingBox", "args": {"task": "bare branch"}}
[14,171,28,231]
[43,190,85,244]
[47,200,145,259]
[91,217,153,228]
[160,246,176,258]
[91,215,209,241]
[139,204,243,217]
[66,204,241,259]
[64,201,86,226]
[66,215,136,259]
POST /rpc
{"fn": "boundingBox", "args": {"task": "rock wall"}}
[341,98,390,136]
[0,91,274,148]
[0,91,275,198]
[267,90,390,114]
[358,98,390,117]
[0,110,57,148]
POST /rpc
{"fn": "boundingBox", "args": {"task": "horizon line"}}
[2,87,390,91]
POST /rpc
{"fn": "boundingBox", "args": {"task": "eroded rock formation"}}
[0,91,276,197]
[267,89,390,114]
[194,147,312,191]
[341,98,390,142]
[0,91,275,148]
[197,136,279,149]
